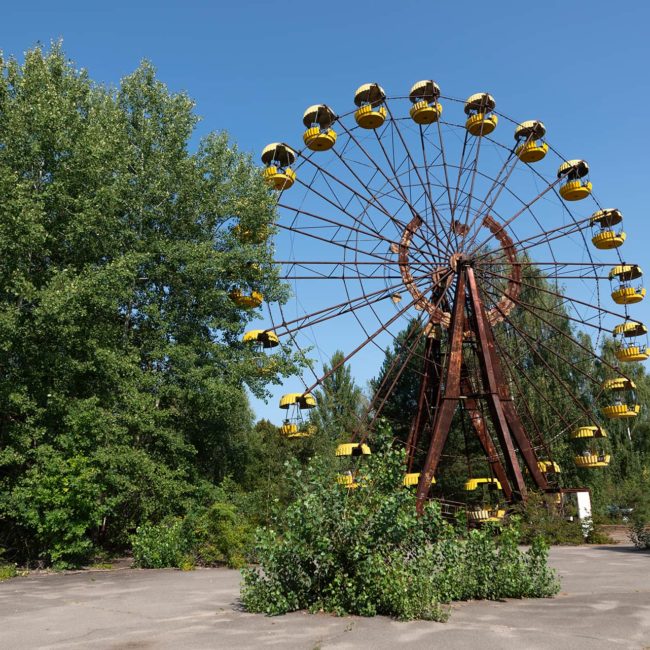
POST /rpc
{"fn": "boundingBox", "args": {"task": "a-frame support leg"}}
[405,334,440,472]
[415,271,466,514]
[461,376,513,501]
[465,266,548,495]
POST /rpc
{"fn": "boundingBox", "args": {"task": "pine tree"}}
[310,350,367,445]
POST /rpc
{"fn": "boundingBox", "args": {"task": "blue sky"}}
[2,1,649,424]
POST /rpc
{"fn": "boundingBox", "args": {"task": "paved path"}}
[1,545,649,649]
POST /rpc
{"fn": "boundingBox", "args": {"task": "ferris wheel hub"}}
[449,252,471,272]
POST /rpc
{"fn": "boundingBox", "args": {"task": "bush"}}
[182,501,252,569]
[0,564,17,581]
[513,491,614,545]
[629,521,650,549]
[131,520,186,569]
[131,500,252,569]
[241,430,560,621]
[628,499,650,549]
[513,492,586,545]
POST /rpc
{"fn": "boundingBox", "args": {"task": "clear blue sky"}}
[2,1,649,424]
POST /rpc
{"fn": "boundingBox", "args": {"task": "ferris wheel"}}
[235,80,647,516]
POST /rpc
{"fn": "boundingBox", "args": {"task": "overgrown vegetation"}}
[241,430,559,621]
[131,499,251,569]
[513,492,612,545]
[628,495,650,549]
[1,43,648,580]
[0,44,300,569]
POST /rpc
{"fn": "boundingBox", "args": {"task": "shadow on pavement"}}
[591,544,650,554]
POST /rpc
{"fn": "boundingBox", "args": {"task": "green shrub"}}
[512,491,612,545]
[629,521,650,549]
[182,501,252,569]
[0,564,17,581]
[130,500,252,569]
[241,430,559,620]
[131,520,186,568]
[628,499,650,549]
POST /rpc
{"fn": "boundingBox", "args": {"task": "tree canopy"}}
[0,45,298,566]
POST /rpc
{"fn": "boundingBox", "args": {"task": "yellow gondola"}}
[601,377,640,419]
[232,224,270,244]
[261,142,297,190]
[613,320,649,362]
[402,472,436,487]
[279,393,317,439]
[574,453,611,468]
[336,442,371,489]
[571,425,607,439]
[354,83,387,129]
[609,264,646,305]
[571,425,611,468]
[280,392,317,409]
[335,442,371,457]
[242,329,279,348]
[408,80,442,125]
[514,120,548,162]
[465,478,504,523]
[336,472,360,489]
[557,160,592,201]
[590,209,625,250]
[537,460,561,474]
[243,329,279,372]
[302,104,337,151]
[229,289,263,308]
[464,477,502,491]
[468,507,506,523]
[464,93,498,136]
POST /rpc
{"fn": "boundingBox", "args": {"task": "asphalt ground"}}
[1,544,649,649]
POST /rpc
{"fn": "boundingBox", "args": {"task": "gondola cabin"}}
[409,80,443,125]
[464,92,498,136]
[261,142,297,190]
[514,120,548,162]
[557,159,591,201]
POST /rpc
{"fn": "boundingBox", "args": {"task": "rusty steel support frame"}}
[405,333,441,472]
[414,262,548,515]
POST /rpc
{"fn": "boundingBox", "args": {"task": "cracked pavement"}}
[1,544,649,649]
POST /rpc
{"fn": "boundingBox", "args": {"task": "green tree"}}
[0,44,298,567]
[310,350,366,445]
[369,320,425,443]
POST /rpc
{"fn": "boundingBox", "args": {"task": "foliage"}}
[131,499,252,569]
[310,350,367,446]
[131,520,186,569]
[0,43,302,568]
[627,485,650,549]
[628,521,650,550]
[512,491,614,545]
[0,564,17,581]
[241,429,559,620]
[181,501,251,569]
[0,548,18,581]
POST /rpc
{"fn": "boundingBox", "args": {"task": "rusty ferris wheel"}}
[235,81,646,517]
